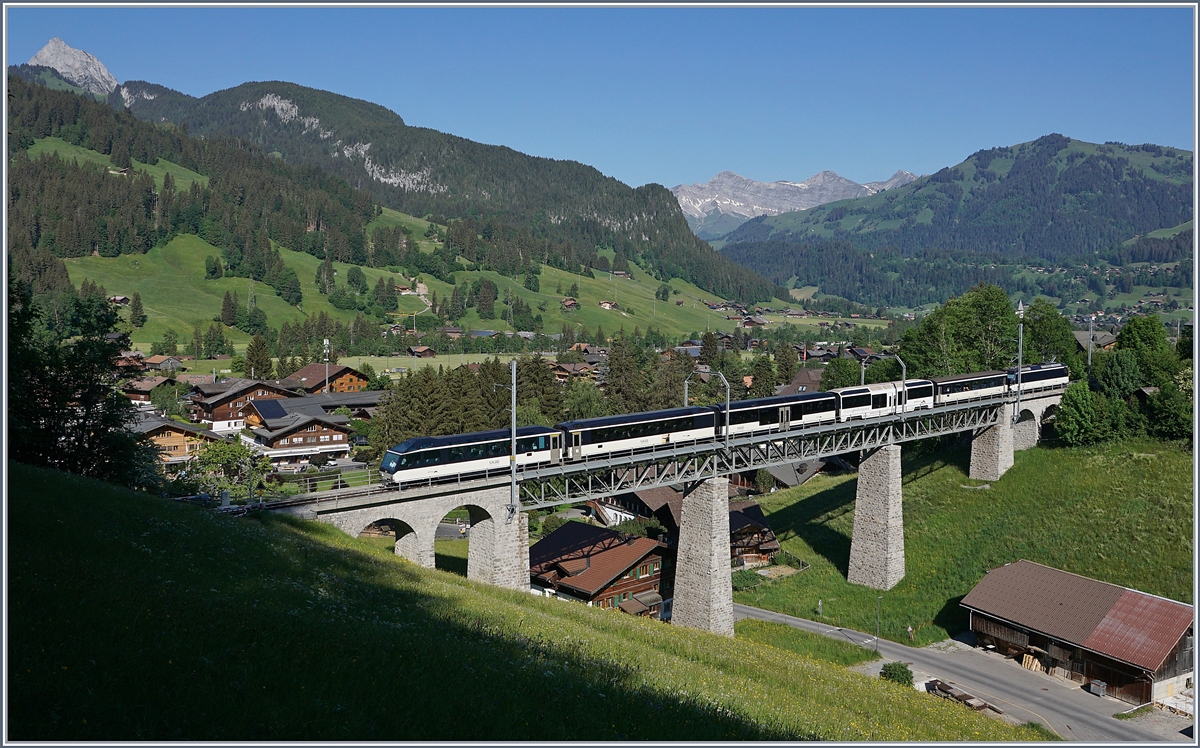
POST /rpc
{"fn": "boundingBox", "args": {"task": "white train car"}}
[380,426,560,487]
[558,407,716,461]
[931,370,1009,406]
[834,382,905,422]
[1007,363,1070,394]
[902,379,936,412]
[714,391,839,437]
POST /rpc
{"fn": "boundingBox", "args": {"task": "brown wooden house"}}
[530,521,673,619]
[132,413,226,466]
[243,408,354,466]
[290,363,371,394]
[185,378,301,433]
[121,376,176,409]
[961,560,1193,706]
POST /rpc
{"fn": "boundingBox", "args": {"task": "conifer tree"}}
[749,355,777,399]
[245,334,274,380]
[191,324,204,360]
[128,292,146,328]
[221,291,238,327]
[595,324,606,344]
[775,342,799,385]
[699,331,718,366]
[603,337,646,415]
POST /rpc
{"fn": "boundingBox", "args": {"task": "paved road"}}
[734,603,1191,742]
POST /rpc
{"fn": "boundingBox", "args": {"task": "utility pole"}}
[1087,314,1095,378]
[323,338,330,394]
[509,359,517,522]
[876,595,882,652]
[1015,301,1024,426]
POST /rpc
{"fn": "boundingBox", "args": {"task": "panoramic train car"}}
[557,406,716,461]
[931,370,1009,406]
[713,391,839,437]
[833,382,911,421]
[1007,363,1070,393]
[902,379,936,412]
[380,426,560,487]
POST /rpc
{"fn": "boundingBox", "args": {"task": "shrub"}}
[880,661,913,687]
[541,514,566,535]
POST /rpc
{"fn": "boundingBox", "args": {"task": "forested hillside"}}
[723,134,1193,263]
[113,79,785,302]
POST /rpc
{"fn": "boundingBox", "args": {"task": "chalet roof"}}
[961,560,1193,672]
[187,378,301,405]
[1073,330,1118,350]
[529,521,664,598]
[131,412,222,440]
[778,367,824,396]
[122,376,173,394]
[144,354,183,365]
[249,412,352,440]
[291,363,367,389]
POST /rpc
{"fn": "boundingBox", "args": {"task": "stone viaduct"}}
[279,391,1061,638]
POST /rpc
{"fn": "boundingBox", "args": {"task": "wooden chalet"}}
[143,354,188,372]
[408,346,437,358]
[241,399,354,466]
[132,413,226,466]
[238,390,385,428]
[121,375,176,409]
[290,363,371,394]
[185,378,301,433]
[551,362,594,384]
[530,521,672,619]
[961,560,1193,706]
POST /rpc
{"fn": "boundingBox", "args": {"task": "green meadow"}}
[8,462,1043,741]
[28,136,209,190]
[735,437,1193,646]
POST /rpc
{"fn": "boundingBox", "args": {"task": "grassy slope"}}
[27,136,208,190]
[8,462,1040,742]
[64,235,425,347]
[735,438,1193,646]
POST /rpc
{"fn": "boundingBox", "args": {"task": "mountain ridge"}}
[671,169,918,240]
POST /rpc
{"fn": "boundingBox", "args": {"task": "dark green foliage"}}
[725,135,1192,265]
[114,78,783,302]
[656,283,671,301]
[880,662,913,687]
[128,292,146,328]
[1022,298,1077,369]
[7,271,159,490]
[149,328,179,357]
[611,516,666,538]
[523,272,540,293]
[775,342,798,386]
[1117,313,1181,388]
[820,357,860,391]
[898,284,1018,378]
[537,514,569,537]
[244,334,274,381]
[603,337,648,415]
[1055,381,1102,446]
[1093,349,1141,400]
[346,266,368,294]
[1147,383,1193,443]
[204,255,224,279]
[749,356,777,399]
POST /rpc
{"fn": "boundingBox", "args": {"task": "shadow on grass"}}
[434,550,468,577]
[769,440,973,577]
[933,594,969,637]
[7,463,815,742]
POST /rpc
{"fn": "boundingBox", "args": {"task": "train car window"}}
[731,409,758,426]
[447,446,465,463]
[842,394,870,409]
[871,394,887,409]
[759,408,780,426]
[908,386,933,400]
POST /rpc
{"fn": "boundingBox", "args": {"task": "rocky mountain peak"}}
[28,37,118,95]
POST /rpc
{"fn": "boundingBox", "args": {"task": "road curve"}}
[733,603,1185,742]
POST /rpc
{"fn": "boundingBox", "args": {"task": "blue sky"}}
[6,6,1195,189]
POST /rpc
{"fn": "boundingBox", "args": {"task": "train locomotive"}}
[379,362,1068,489]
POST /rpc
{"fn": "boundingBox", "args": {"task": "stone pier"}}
[847,445,905,590]
[969,403,1014,481]
[671,476,734,637]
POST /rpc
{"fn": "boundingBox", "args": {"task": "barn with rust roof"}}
[961,560,1193,706]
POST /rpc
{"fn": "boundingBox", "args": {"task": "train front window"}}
[381,452,400,472]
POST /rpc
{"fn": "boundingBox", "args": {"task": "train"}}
[379,362,1069,488]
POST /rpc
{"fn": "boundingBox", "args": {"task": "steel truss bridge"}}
[267,385,1063,518]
